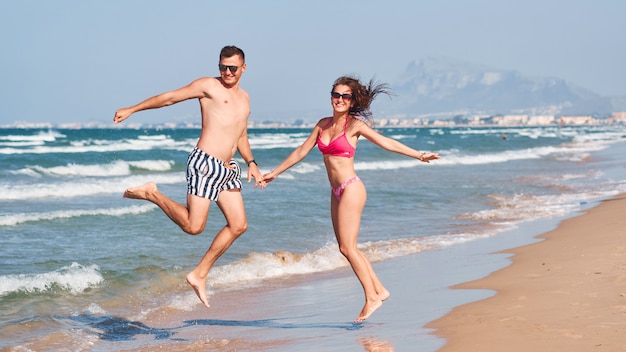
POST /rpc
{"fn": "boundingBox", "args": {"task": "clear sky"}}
[1,0,624,125]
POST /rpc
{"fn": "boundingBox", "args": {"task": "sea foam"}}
[0,263,104,296]
[0,204,156,226]
[204,234,487,290]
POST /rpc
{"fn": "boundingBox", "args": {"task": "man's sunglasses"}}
[330,92,353,100]
[218,64,239,73]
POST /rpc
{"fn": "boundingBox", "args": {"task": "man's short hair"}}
[220,46,245,62]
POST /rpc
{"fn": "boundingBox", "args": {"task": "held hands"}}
[247,163,265,189]
[259,172,278,189]
[418,152,440,163]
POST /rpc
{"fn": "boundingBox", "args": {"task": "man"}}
[113,45,261,308]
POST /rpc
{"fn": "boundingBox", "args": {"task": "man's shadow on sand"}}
[66,315,181,342]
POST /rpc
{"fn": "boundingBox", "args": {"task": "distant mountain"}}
[611,96,626,111]
[377,57,613,117]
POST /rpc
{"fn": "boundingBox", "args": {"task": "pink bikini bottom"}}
[331,176,361,200]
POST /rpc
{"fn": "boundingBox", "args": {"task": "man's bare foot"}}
[186,271,210,308]
[354,299,383,323]
[123,182,158,200]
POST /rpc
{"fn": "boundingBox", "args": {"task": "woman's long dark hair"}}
[332,76,391,126]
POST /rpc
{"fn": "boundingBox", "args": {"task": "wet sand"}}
[427,194,626,351]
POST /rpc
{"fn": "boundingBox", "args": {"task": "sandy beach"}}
[427,194,626,351]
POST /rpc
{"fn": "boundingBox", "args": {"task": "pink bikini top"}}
[317,117,355,158]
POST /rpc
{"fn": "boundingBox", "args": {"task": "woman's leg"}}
[331,181,388,322]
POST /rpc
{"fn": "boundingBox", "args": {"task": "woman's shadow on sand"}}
[181,316,363,331]
[64,314,362,342]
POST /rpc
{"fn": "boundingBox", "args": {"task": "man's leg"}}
[186,189,247,307]
[123,182,211,235]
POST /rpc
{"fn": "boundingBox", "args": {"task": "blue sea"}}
[1,125,625,350]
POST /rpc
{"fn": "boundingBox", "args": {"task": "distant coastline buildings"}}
[247,112,626,129]
[3,112,626,130]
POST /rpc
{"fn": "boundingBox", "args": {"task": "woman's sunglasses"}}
[330,92,353,100]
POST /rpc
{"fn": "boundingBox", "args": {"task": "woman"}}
[262,76,440,322]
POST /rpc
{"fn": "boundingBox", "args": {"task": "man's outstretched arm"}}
[114,78,210,124]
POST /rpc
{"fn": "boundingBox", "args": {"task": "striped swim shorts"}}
[186,147,243,201]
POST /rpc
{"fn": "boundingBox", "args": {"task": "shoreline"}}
[427,194,626,351]
[10,195,625,352]
[9,194,626,351]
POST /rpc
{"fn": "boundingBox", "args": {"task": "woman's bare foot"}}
[354,299,383,323]
[379,289,391,301]
[186,271,210,308]
[123,182,158,200]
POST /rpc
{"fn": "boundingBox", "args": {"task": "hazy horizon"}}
[1,1,625,125]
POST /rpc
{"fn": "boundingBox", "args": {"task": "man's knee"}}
[181,218,207,235]
[229,220,248,236]
[184,224,205,235]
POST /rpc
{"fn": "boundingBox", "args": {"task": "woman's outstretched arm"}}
[262,121,324,184]
[357,121,440,162]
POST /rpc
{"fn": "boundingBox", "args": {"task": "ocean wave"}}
[0,140,46,147]
[443,126,626,146]
[449,126,561,138]
[162,232,491,310]
[373,132,416,141]
[457,187,623,225]
[0,135,191,155]
[434,142,607,166]
[128,160,175,171]
[137,134,169,140]
[249,132,310,150]
[11,160,175,178]
[0,263,103,296]
[572,130,626,144]
[355,159,424,171]
[205,233,485,291]
[0,204,155,226]
[0,173,183,200]
[0,130,65,143]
